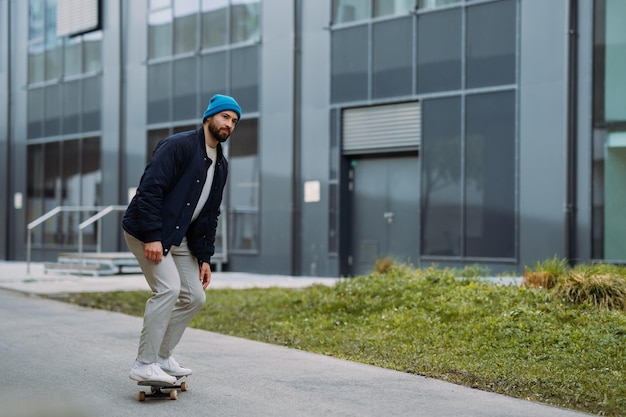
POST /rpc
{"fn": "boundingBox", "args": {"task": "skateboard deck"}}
[137,377,188,401]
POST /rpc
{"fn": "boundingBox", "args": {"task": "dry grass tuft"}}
[550,271,626,310]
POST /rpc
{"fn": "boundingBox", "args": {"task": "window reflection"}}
[466,0,516,88]
[417,8,462,93]
[373,0,414,17]
[64,36,82,76]
[228,119,260,252]
[418,0,461,9]
[465,92,515,258]
[421,97,462,257]
[149,8,173,59]
[333,0,369,23]
[83,31,102,73]
[174,0,198,54]
[150,0,171,11]
[26,138,102,249]
[231,0,261,44]
[202,0,228,48]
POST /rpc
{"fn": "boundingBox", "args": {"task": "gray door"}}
[351,155,420,275]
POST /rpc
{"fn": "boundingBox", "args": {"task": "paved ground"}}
[0,261,591,417]
[0,261,340,294]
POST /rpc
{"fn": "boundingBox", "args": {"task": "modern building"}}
[0,0,622,277]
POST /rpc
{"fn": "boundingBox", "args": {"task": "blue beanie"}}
[202,94,241,123]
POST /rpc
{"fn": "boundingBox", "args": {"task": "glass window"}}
[466,0,516,88]
[201,52,228,103]
[83,31,103,73]
[331,25,369,103]
[174,0,198,55]
[421,97,462,257]
[45,43,62,81]
[63,80,81,134]
[201,0,228,48]
[333,0,369,24]
[231,0,260,44]
[372,17,413,98]
[147,128,170,161]
[148,8,173,59]
[29,0,45,83]
[373,0,415,17]
[418,0,461,9]
[28,42,45,84]
[603,0,626,122]
[173,57,198,121]
[150,0,171,10]
[82,76,102,131]
[417,8,461,93]
[28,88,45,139]
[64,36,82,76]
[27,144,45,244]
[231,46,259,113]
[44,0,61,81]
[147,62,172,123]
[228,118,259,252]
[45,84,61,136]
[81,137,101,203]
[81,137,102,244]
[43,141,61,244]
[29,0,45,41]
[465,91,515,258]
[62,140,81,206]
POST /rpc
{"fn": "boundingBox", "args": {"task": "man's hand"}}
[200,262,211,290]
[144,241,163,264]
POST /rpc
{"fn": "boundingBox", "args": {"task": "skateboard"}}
[137,377,188,401]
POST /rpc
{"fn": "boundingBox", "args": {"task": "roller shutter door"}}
[342,101,421,155]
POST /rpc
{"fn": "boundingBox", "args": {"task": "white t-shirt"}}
[191,144,217,223]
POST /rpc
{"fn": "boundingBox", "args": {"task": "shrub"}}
[373,256,397,274]
[550,270,626,310]
[522,255,568,289]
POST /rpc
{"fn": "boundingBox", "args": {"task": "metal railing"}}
[26,205,127,274]
[26,204,229,273]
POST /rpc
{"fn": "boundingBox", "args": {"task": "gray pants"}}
[124,231,206,364]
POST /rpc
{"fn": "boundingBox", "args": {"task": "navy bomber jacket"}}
[122,127,228,265]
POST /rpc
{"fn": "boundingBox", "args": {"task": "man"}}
[122,94,241,383]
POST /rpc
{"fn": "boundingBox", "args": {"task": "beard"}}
[208,119,231,143]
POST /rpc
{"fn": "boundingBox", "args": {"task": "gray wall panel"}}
[120,0,148,251]
[100,0,123,250]
[519,0,569,266]
[0,0,8,259]
[123,0,148,204]
[253,0,295,274]
[575,0,594,261]
[9,1,28,260]
[300,1,332,276]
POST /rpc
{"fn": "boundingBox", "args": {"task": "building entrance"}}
[349,155,420,276]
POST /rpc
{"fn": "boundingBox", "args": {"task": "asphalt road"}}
[0,288,592,417]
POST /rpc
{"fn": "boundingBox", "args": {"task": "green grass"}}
[53,263,626,416]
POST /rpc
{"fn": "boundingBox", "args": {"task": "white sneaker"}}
[129,360,177,384]
[158,355,192,377]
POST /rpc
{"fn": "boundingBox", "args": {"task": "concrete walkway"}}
[0,261,590,417]
[0,261,340,294]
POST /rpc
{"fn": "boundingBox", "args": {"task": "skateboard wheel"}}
[180,381,188,391]
[169,390,177,400]
[138,391,146,402]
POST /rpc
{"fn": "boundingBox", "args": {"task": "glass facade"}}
[146,0,262,255]
[26,138,102,248]
[3,0,596,273]
[331,0,518,261]
[26,0,103,255]
[593,0,626,260]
